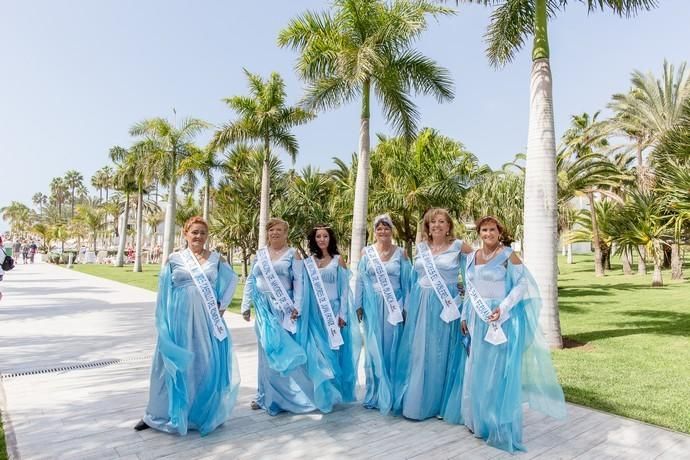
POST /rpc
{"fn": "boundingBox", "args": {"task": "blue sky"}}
[1,1,689,233]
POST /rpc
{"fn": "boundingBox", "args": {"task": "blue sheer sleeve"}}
[510,262,567,419]
[216,257,239,311]
[240,264,256,314]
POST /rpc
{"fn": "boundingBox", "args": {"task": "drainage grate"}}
[1,354,152,379]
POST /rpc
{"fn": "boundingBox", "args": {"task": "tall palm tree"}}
[463,0,657,348]
[102,165,115,203]
[128,141,158,272]
[130,116,208,266]
[279,0,454,271]
[211,70,313,248]
[32,192,48,216]
[74,204,105,252]
[49,177,69,218]
[110,146,138,267]
[64,170,84,218]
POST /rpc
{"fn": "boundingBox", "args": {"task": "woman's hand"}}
[356,308,363,322]
[338,317,347,328]
[488,308,501,322]
[242,310,251,322]
[461,320,468,335]
[290,309,300,321]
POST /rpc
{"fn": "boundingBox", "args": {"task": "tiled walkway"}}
[1,263,688,459]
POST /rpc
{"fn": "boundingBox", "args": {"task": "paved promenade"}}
[1,262,689,459]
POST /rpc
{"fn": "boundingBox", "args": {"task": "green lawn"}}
[555,254,690,434]
[70,263,245,313]
[67,256,690,434]
[0,413,7,460]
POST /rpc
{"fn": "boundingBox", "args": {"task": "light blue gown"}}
[393,239,467,421]
[458,248,566,453]
[144,251,240,436]
[297,255,362,411]
[355,246,411,415]
[240,248,318,415]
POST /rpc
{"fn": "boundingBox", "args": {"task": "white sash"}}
[256,248,297,333]
[417,242,461,323]
[465,254,508,346]
[180,249,227,341]
[303,256,344,349]
[365,246,403,325]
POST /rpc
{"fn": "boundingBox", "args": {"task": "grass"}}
[70,263,245,313]
[67,256,690,434]
[0,413,6,460]
[554,254,690,434]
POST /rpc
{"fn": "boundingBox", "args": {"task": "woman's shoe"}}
[134,419,150,431]
[250,400,261,410]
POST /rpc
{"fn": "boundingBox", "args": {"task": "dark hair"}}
[307,225,340,258]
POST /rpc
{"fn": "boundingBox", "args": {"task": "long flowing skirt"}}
[461,299,526,452]
[144,287,239,436]
[361,291,402,414]
[393,285,465,420]
[252,290,316,415]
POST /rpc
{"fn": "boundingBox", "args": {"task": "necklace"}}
[376,243,394,260]
[269,245,288,259]
[316,255,332,268]
[481,244,501,263]
[429,241,448,253]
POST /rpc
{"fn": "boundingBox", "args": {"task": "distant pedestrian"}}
[21,243,29,264]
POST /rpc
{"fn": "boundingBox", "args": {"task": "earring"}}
[446,232,449,236]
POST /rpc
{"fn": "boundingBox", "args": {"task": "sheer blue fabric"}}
[240,248,316,415]
[458,248,566,453]
[355,246,411,415]
[393,240,466,421]
[297,255,362,412]
[144,251,240,436]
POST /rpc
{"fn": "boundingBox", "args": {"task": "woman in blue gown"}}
[136,216,240,436]
[355,214,411,415]
[457,216,566,453]
[297,224,361,411]
[394,208,473,421]
[241,218,318,415]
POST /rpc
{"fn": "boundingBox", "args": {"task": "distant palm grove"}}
[3,1,688,350]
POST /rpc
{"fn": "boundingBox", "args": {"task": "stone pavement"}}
[1,262,689,459]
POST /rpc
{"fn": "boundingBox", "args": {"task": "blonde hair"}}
[422,208,455,244]
[265,218,289,243]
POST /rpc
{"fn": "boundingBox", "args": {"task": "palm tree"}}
[177,144,224,224]
[32,192,48,216]
[102,165,115,203]
[609,190,671,287]
[561,112,620,276]
[49,177,68,218]
[64,170,84,218]
[128,141,158,272]
[279,0,454,271]
[653,98,690,280]
[463,0,657,348]
[609,60,690,189]
[74,204,105,252]
[110,146,138,267]
[211,70,313,248]
[130,116,208,266]
[31,223,51,252]
[1,201,32,237]
[370,128,485,255]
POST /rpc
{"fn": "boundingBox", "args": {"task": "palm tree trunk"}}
[671,242,683,280]
[637,245,647,275]
[349,79,372,276]
[651,241,663,287]
[162,155,177,267]
[524,7,562,348]
[257,140,271,250]
[587,192,604,277]
[566,243,573,264]
[133,187,144,273]
[621,247,633,275]
[115,192,130,267]
[203,177,211,249]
